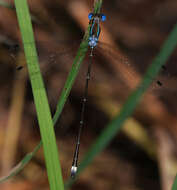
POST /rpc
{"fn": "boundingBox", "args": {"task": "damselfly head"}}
[88,13,106,22]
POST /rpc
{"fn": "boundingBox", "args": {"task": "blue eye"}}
[88,13,93,20]
[100,14,106,21]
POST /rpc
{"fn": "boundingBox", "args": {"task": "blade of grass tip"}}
[0,142,41,183]
[172,174,177,190]
[0,0,103,184]
[14,0,64,190]
[65,21,177,188]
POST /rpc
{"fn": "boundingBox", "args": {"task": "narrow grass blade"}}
[0,143,41,182]
[0,0,103,184]
[172,175,177,190]
[14,0,64,189]
[93,0,103,13]
[53,1,103,122]
[65,21,177,187]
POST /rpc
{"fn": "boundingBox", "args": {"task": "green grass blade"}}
[172,175,177,190]
[53,0,103,123]
[0,143,41,182]
[53,38,88,124]
[14,0,64,189]
[0,0,103,184]
[65,21,177,187]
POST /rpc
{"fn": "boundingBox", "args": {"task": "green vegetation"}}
[1,0,177,189]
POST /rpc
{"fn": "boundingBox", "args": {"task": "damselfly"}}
[70,12,106,178]
[1,10,177,179]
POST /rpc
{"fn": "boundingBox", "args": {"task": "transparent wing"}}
[97,41,177,98]
[3,39,177,103]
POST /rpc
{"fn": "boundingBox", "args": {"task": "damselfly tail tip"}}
[70,166,77,178]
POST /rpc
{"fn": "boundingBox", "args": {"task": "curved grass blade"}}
[14,0,64,189]
[0,0,103,184]
[65,20,177,188]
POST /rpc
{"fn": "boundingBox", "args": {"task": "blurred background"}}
[0,0,177,189]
